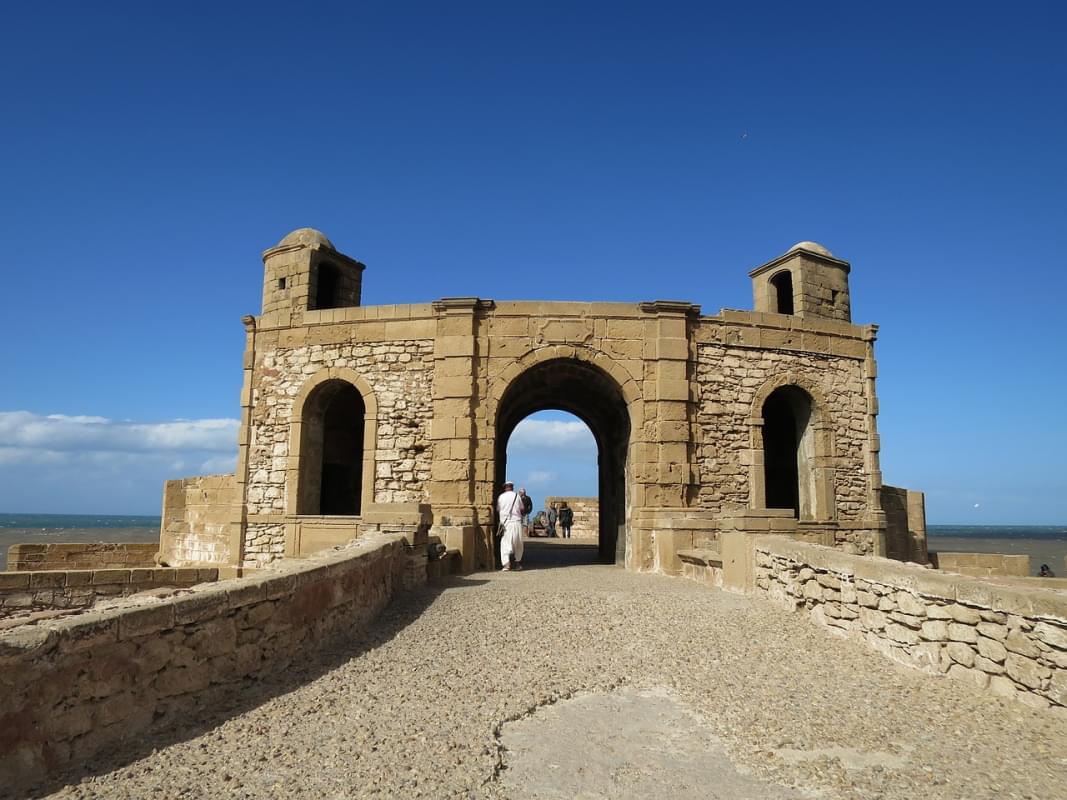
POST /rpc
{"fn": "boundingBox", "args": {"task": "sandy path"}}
[38,542,1067,800]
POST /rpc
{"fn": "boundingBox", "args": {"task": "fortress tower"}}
[749,241,851,322]
[260,228,366,325]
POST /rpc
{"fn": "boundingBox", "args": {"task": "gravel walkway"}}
[38,542,1067,800]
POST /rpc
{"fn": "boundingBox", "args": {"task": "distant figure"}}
[1039,563,1055,578]
[496,479,524,571]
[519,488,533,536]
[559,502,574,539]
[547,503,558,538]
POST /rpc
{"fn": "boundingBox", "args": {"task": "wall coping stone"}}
[756,536,1067,621]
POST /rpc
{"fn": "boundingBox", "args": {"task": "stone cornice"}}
[749,247,851,279]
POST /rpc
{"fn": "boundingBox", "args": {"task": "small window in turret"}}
[278,277,286,289]
[313,262,342,310]
[770,270,794,315]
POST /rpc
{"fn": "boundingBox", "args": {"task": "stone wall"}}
[0,567,217,621]
[753,536,1067,711]
[543,497,599,539]
[160,474,237,566]
[932,552,1031,578]
[694,340,871,524]
[0,534,407,795]
[881,485,928,563]
[241,334,434,566]
[6,543,158,572]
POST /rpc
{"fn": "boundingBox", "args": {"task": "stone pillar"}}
[427,298,491,570]
[628,302,699,570]
[861,324,888,555]
[638,301,699,508]
[231,314,258,567]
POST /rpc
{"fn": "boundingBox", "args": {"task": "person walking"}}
[497,480,524,571]
[559,502,574,539]
[519,488,533,536]
[547,502,558,538]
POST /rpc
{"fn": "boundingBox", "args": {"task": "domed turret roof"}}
[788,241,833,257]
[277,228,334,250]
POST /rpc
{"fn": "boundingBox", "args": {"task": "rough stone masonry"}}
[160,230,924,576]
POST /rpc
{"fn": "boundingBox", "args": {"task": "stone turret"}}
[749,241,851,322]
[260,228,365,324]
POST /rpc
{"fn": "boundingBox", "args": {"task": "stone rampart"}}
[0,567,216,621]
[0,534,407,794]
[544,496,598,539]
[931,552,1031,578]
[160,473,238,566]
[6,542,158,572]
[880,485,927,563]
[752,536,1067,710]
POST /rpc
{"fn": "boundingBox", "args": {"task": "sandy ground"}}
[29,540,1067,800]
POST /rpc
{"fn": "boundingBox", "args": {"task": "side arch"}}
[286,367,379,516]
[746,373,836,520]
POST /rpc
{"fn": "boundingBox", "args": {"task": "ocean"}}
[926,525,1067,577]
[0,513,161,571]
[0,516,1064,576]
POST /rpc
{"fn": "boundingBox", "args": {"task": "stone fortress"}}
[160,228,928,576]
[3,229,1065,795]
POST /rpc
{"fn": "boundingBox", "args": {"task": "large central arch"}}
[494,357,632,563]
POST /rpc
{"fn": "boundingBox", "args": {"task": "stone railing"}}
[931,551,1030,578]
[0,566,217,621]
[0,534,407,795]
[7,542,159,571]
[752,536,1067,711]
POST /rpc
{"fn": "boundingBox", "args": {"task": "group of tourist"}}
[495,482,576,571]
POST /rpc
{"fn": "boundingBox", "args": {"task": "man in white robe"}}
[496,479,524,571]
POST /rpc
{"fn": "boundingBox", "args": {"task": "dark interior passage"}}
[771,270,794,315]
[298,380,366,515]
[762,386,811,517]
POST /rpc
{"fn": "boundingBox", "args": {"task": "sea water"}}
[927,524,1067,577]
[0,513,160,571]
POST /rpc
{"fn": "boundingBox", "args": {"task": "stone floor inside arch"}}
[38,542,1067,800]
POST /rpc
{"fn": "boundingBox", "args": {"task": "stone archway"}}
[494,358,632,563]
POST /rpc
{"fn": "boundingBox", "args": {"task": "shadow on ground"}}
[23,575,489,799]
[512,538,607,571]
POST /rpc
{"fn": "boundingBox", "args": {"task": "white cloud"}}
[525,469,557,486]
[507,419,596,457]
[0,411,238,453]
[0,411,242,514]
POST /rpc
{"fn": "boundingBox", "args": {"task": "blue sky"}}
[1,2,1064,523]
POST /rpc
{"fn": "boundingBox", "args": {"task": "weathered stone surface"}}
[947,623,978,644]
[945,642,975,668]
[976,636,1008,664]
[920,620,949,641]
[1033,622,1067,651]
[1005,654,1050,690]
[947,663,989,689]
[1005,630,1041,659]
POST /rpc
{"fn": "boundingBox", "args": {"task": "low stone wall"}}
[544,496,598,538]
[7,542,159,572]
[753,536,1067,711]
[0,567,217,621]
[932,551,1030,578]
[0,534,407,794]
[160,473,238,566]
[880,485,927,563]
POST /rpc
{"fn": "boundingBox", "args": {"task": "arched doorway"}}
[297,379,366,515]
[494,358,631,563]
[761,385,814,519]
